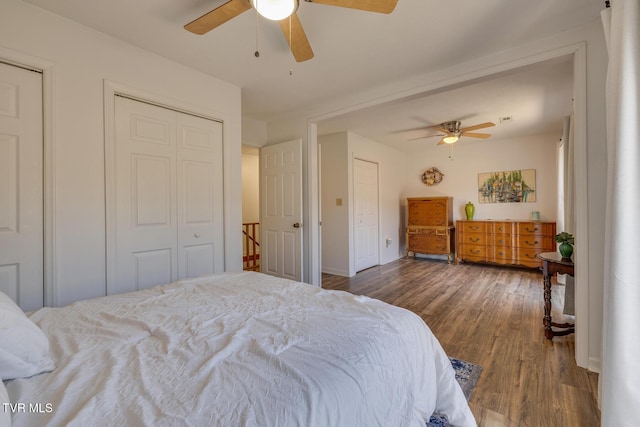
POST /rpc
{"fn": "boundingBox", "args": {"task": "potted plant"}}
[554,231,575,258]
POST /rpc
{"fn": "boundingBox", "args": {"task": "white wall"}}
[0,0,242,307]
[403,133,559,223]
[319,133,350,275]
[320,131,405,276]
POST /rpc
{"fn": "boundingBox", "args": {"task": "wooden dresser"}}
[406,197,455,263]
[456,220,556,269]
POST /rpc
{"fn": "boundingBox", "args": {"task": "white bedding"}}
[5,272,475,426]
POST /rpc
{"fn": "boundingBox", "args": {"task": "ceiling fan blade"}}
[436,138,448,145]
[407,134,443,141]
[307,0,398,14]
[459,122,496,133]
[279,13,314,62]
[184,0,251,35]
[461,132,492,139]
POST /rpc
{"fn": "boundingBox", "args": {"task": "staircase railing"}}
[242,222,260,271]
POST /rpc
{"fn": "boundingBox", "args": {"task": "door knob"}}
[293,222,301,228]
[194,233,200,238]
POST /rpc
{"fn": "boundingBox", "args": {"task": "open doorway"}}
[241,145,260,271]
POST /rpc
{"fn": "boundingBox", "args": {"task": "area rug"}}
[427,357,482,427]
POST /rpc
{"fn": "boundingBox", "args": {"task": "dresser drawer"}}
[516,235,547,250]
[515,249,544,268]
[489,234,512,247]
[491,222,512,235]
[407,226,450,236]
[461,233,486,245]
[459,244,486,259]
[460,221,486,234]
[408,234,448,252]
[491,247,513,262]
[517,222,555,236]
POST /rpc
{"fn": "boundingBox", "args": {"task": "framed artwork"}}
[477,169,536,203]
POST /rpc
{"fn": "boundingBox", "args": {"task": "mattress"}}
[4,271,475,426]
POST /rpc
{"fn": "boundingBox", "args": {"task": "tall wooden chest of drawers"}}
[456,220,556,268]
[406,197,455,263]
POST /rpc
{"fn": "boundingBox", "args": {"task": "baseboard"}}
[588,357,601,374]
[322,267,351,277]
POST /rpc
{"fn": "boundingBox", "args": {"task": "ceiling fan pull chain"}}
[254,6,260,58]
[289,16,293,75]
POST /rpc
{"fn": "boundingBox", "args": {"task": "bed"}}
[1,271,475,426]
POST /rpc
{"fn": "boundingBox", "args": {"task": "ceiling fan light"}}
[443,135,459,144]
[251,0,299,21]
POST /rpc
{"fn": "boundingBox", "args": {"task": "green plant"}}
[554,231,575,245]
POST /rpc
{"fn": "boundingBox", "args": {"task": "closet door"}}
[0,62,43,311]
[176,112,224,279]
[353,158,379,272]
[110,96,223,295]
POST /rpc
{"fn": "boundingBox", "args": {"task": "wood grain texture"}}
[322,258,600,426]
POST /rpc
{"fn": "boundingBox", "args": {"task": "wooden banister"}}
[242,222,260,271]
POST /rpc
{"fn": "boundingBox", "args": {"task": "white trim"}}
[572,42,592,370]
[321,267,351,277]
[103,80,234,292]
[307,122,321,285]
[0,47,57,307]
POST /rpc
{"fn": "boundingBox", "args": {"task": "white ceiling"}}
[23,0,602,148]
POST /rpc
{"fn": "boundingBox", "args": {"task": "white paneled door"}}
[353,158,379,272]
[0,62,43,311]
[260,140,303,281]
[110,96,224,295]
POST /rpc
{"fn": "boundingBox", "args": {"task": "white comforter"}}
[6,272,475,426]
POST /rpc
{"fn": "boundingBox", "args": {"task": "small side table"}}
[537,252,575,340]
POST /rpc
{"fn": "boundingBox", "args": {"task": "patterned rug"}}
[427,357,482,427]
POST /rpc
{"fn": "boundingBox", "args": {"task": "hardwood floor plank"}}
[322,258,600,426]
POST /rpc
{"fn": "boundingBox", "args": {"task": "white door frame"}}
[0,50,55,307]
[104,80,238,292]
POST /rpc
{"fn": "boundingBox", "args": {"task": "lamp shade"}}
[443,135,459,144]
[250,0,299,21]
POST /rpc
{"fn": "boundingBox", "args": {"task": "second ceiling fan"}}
[184,0,398,62]
[410,120,496,145]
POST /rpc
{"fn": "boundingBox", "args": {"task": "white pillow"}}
[0,380,11,427]
[0,292,55,381]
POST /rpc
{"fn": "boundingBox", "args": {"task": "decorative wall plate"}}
[421,167,444,186]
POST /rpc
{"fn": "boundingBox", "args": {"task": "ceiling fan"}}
[409,120,496,145]
[184,0,398,62]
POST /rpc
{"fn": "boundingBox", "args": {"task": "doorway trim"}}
[103,80,237,292]
[307,41,590,368]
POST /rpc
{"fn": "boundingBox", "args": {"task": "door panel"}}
[176,112,224,280]
[260,140,302,281]
[0,62,43,310]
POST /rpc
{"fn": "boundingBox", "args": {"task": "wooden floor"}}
[322,258,600,427]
